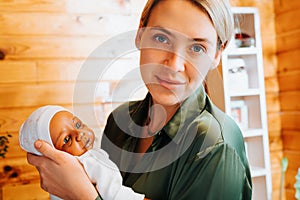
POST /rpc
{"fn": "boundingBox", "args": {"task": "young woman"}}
[27,0,252,199]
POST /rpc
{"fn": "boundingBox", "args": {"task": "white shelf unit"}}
[221,7,272,200]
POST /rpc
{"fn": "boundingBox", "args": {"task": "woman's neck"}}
[148,101,180,134]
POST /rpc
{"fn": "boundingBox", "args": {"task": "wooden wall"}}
[0,0,145,199]
[0,0,294,199]
[274,0,300,199]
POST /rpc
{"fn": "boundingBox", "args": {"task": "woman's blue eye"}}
[191,45,204,53]
[154,35,168,44]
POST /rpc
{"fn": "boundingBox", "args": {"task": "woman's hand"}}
[27,140,98,200]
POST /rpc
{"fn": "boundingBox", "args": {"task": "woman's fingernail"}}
[35,140,42,148]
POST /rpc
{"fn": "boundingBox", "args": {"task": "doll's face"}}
[49,111,95,156]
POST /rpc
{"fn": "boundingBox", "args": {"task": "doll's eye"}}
[63,136,71,144]
[75,122,81,129]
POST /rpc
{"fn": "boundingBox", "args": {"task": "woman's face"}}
[137,0,222,106]
[49,111,95,156]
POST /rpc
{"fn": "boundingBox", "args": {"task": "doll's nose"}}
[76,132,85,142]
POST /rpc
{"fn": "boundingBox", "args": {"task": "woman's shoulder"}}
[187,101,247,160]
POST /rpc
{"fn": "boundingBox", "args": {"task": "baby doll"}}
[19,105,144,200]
[20,105,95,156]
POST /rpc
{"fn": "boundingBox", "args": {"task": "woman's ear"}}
[135,28,144,50]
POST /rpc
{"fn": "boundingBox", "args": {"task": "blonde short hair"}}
[138,0,234,49]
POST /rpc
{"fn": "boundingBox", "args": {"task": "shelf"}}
[251,167,267,178]
[242,129,264,138]
[220,7,272,200]
[229,88,260,97]
[224,47,258,55]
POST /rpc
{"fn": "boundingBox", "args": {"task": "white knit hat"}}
[19,105,68,155]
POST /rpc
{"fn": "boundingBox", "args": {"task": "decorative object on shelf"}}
[295,168,300,200]
[0,124,12,158]
[235,32,255,48]
[228,58,249,91]
[230,100,248,130]
[233,14,255,48]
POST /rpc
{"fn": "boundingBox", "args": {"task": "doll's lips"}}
[78,131,94,150]
[83,138,93,150]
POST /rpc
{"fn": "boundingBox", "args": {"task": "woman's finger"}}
[34,140,60,162]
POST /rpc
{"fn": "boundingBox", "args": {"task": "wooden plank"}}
[285,168,298,190]
[284,155,298,199]
[36,58,139,82]
[266,93,280,112]
[282,131,300,151]
[285,189,296,200]
[37,60,83,82]
[0,82,114,108]
[270,151,283,173]
[0,35,139,60]
[0,107,43,133]
[0,0,65,13]
[0,131,27,159]
[280,91,300,111]
[271,170,281,192]
[0,83,73,108]
[0,36,107,60]
[270,151,283,197]
[0,0,145,15]
[277,30,300,53]
[275,8,300,33]
[284,151,300,172]
[267,112,281,132]
[0,157,41,186]
[0,61,37,83]
[0,13,139,36]
[281,111,300,131]
[265,77,279,93]
[277,49,300,74]
[269,136,283,152]
[274,0,300,14]
[269,130,281,138]
[66,0,132,15]
[2,181,49,200]
[279,71,300,92]
[262,50,277,78]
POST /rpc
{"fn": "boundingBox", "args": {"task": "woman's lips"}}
[155,75,185,90]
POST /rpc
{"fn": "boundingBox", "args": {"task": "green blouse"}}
[101,85,252,200]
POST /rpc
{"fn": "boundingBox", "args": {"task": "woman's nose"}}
[164,51,185,72]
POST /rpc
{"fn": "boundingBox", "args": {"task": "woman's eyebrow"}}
[149,26,174,37]
[192,37,214,48]
[149,26,214,47]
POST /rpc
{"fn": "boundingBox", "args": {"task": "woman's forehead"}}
[146,0,217,45]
